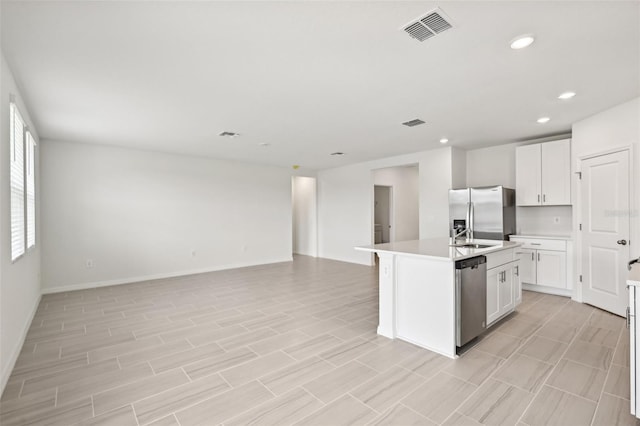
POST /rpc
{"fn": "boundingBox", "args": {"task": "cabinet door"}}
[515,249,537,284]
[516,144,542,206]
[541,139,571,205]
[487,268,501,325]
[499,267,515,314]
[513,261,522,305]
[537,250,567,288]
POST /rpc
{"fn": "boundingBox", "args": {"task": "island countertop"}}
[356,237,521,262]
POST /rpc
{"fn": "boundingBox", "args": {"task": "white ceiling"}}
[2,1,639,170]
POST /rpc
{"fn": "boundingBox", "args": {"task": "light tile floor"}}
[0,256,636,425]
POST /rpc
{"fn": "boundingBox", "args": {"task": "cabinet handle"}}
[515,265,519,277]
[538,253,541,261]
[543,194,546,203]
[531,253,534,261]
[538,194,540,203]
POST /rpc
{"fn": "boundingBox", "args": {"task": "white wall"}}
[0,54,42,392]
[40,140,293,292]
[318,148,455,265]
[292,176,317,257]
[572,97,640,296]
[373,166,419,243]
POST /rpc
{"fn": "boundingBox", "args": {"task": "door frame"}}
[373,185,394,244]
[576,145,634,304]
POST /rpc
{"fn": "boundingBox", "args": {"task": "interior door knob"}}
[617,239,628,245]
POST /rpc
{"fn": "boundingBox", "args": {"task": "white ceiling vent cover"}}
[402,8,454,42]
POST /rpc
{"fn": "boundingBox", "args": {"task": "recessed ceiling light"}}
[440,138,449,144]
[330,152,345,156]
[537,117,550,124]
[259,142,270,147]
[510,35,535,49]
[558,91,576,100]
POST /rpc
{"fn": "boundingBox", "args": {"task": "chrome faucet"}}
[451,226,472,244]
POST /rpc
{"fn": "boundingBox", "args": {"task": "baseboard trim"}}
[42,257,294,294]
[522,283,572,297]
[1,293,41,394]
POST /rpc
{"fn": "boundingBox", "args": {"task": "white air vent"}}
[402,119,426,127]
[402,8,453,42]
[219,131,239,137]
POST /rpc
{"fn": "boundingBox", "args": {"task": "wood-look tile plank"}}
[522,385,596,426]
[318,337,377,366]
[21,358,120,396]
[93,369,190,415]
[183,347,258,380]
[592,393,639,426]
[247,330,311,355]
[458,378,533,425]
[294,394,376,426]
[369,404,436,426]
[402,372,477,424]
[133,374,230,425]
[74,405,138,426]
[545,359,607,402]
[175,381,273,426]
[220,351,296,387]
[148,341,225,374]
[283,334,343,360]
[260,356,335,396]
[604,364,631,400]
[302,360,377,403]
[516,335,568,364]
[118,339,192,367]
[443,350,504,385]
[564,340,614,371]
[224,388,323,426]
[57,362,155,405]
[88,336,163,363]
[351,365,425,413]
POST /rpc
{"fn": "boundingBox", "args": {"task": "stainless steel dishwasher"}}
[455,255,487,348]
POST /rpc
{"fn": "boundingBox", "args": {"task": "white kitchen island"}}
[357,238,521,358]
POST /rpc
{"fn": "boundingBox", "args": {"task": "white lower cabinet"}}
[486,248,521,326]
[510,236,572,296]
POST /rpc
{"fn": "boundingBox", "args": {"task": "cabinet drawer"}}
[510,238,566,252]
[486,249,514,270]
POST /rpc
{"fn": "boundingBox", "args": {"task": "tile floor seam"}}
[589,319,624,426]
[130,403,141,426]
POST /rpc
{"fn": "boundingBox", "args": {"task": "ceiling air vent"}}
[402,8,454,42]
[219,131,240,137]
[402,119,426,127]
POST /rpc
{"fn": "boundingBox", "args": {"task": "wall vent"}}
[402,119,426,127]
[219,131,240,137]
[402,8,454,42]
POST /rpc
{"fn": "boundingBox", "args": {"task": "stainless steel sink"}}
[451,243,493,249]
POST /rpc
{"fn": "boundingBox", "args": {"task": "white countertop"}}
[356,238,521,262]
[510,234,572,240]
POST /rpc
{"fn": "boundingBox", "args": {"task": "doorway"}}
[580,149,630,316]
[292,176,317,257]
[374,186,392,243]
[372,164,419,245]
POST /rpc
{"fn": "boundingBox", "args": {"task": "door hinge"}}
[575,171,582,180]
[579,275,582,282]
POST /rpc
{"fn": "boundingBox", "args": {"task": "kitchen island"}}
[356,238,521,358]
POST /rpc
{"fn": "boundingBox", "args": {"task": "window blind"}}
[26,131,36,249]
[10,103,25,261]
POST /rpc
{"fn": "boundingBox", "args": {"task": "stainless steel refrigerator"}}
[448,186,516,241]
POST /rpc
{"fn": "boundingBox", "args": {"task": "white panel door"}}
[499,266,514,313]
[541,139,571,205]
[516,249,537,284]
[581,150,630,316]
[487,268,501,325]
[537,250,567,288]
[516,144,542,206]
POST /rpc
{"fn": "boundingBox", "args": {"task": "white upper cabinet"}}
[515,144,542,206]
[516,139,571,206]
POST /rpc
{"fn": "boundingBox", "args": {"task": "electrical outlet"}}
[85,259,94,268]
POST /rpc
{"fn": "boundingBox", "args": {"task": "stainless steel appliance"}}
[449,186,516,241]
[455,255,487,347]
